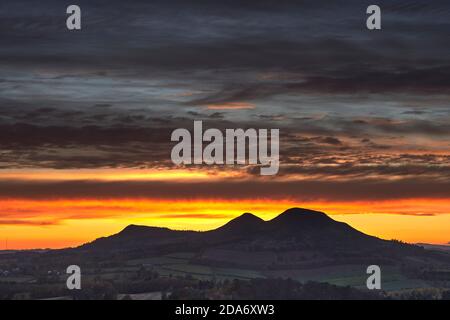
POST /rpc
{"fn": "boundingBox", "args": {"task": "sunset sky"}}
[0,0,449,249]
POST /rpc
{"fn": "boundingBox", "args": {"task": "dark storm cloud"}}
[0,115,447,169]
[2,0,449,100]
[339,118,450,137]
[312,136,342,146]
[270,163,450,179]
[0,0,449,171]
[186,66,450,107]
[1,0,449,79]
[0,177,449,201]
[0,123,173,147]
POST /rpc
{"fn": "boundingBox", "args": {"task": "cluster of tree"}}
[167,278,385,300]
[390,288,450,300]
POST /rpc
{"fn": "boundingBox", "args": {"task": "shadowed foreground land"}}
[1,208,450,300]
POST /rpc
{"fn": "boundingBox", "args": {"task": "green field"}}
[126,256,432,291]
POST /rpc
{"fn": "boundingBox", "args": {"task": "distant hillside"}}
[416,243,450,253]
[2,208,449,299]
[78,208,449,268]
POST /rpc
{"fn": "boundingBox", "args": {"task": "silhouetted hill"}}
[84,207,377,250]
[81,225,195,251]
[416,243,450,253]
[2,209,449,299]
[261,208,386,250]
[209,212,265,236]
[77,207,438,268]
[270,208,331,225]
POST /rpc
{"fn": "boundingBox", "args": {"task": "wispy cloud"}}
[206,102,255,110]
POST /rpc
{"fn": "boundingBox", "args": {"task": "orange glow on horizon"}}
[0,198,449,250]
[206,102,255,110]
[0,168,242,181]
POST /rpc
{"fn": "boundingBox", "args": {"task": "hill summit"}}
[79,208,429,269]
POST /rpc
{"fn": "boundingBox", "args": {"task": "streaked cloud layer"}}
[0,0,449,247]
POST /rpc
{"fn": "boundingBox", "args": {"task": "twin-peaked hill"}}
[78,208,447,268]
